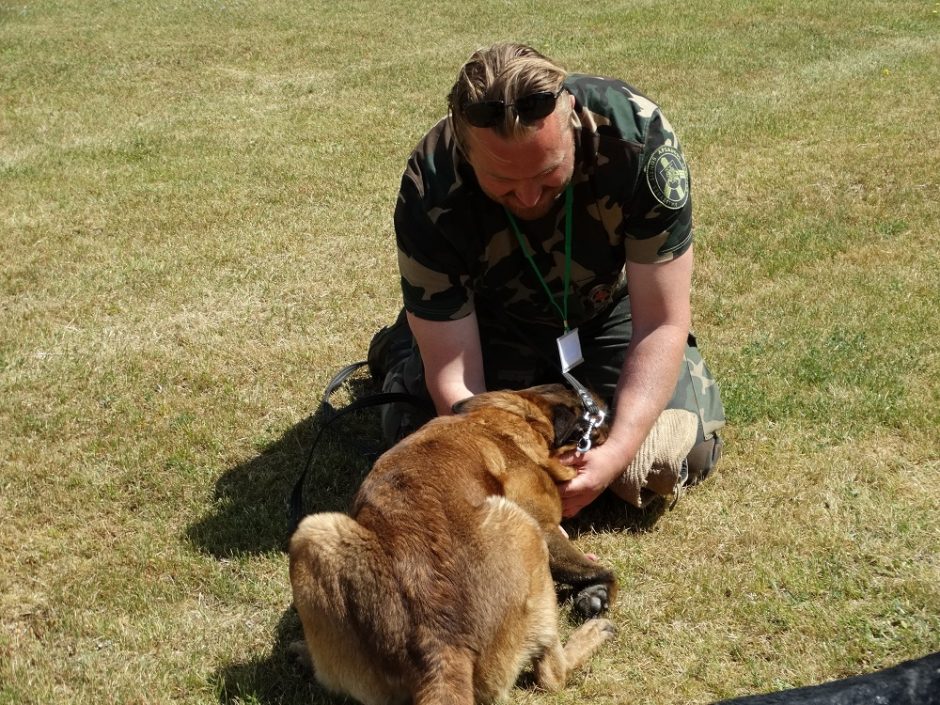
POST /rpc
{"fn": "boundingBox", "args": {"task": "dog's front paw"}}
[573,583,610,619]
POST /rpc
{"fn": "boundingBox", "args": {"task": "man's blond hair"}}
[447,42,568,149]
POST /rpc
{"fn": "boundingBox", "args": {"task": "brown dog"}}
[289,384,617,705]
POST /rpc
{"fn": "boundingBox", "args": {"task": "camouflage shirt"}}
[395,73,693,331]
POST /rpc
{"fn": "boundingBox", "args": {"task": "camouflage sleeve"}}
[621,107,693,264]
[394,154,474,321]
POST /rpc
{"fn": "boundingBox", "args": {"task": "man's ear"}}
[551,404,579,447]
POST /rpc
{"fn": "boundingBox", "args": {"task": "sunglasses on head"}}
[462,87,564,128]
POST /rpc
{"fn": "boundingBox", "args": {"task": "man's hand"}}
[558,444,627,518]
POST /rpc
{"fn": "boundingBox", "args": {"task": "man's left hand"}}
[557,445,626,518]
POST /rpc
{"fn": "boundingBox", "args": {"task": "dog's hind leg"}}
[473,498,615,697]
[289,513,408,705]
[412,646,476,705]
[472,497,565,703]
[533,618,616,692]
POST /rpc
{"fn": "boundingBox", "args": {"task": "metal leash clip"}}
[576,407,607,453]
[562,371,606,454]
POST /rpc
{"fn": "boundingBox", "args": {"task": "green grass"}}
[2,1,938,703]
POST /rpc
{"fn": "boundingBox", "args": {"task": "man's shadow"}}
[565,489,670,537]
[186,376,383,558]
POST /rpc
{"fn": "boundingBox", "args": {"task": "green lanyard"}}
[504,183,573,331]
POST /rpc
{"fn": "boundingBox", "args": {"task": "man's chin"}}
[505,201,555,221]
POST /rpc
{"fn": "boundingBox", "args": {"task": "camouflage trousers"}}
[372,296,725,449]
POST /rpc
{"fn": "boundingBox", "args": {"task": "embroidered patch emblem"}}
[646,145,689,210]
[589,284,612,305]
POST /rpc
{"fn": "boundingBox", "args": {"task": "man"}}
[370,42,725,517]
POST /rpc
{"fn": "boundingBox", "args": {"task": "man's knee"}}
[669,337,725,436]
[685,433,722,486]
[369,309,436,448]
[367,308,412,384]
[377,348,433,448]
[668,336,725,486]
[379,375,426,448]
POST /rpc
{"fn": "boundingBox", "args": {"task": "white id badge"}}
[556,328,584,373]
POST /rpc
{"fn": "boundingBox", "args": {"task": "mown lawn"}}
[1,1,938,703]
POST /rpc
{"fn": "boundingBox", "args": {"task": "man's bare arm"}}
[406,311,487,414]
[558,245,693,516]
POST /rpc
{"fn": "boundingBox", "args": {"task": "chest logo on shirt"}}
[589,284,612,306]
[646,145,689,210]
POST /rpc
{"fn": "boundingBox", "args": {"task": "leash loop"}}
[576,407,607,453]
[288,361,433,535]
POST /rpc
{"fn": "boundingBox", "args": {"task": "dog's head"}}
[451,383,609,454]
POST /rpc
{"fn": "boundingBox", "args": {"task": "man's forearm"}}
[406,311,487,415]
[600,323,688,480]
[426,373,481,415]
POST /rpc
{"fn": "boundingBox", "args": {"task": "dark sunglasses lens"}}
[463,101,504,127]
[514,92,558,121]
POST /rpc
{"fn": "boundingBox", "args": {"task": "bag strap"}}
[287,360,433,534]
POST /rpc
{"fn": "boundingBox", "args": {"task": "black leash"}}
[287,360,432,534]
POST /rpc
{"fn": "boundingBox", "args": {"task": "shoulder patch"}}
[645,145,689,210]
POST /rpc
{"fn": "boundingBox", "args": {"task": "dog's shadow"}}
[186,361,669,558]
[186,376,382,558]
[192,374,384,704]
[213,607,351,705]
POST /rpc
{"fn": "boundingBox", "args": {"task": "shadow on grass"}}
[213,608,350,705]
[186,381,671,557]
[564,490,670,537]
[186,376,383,557]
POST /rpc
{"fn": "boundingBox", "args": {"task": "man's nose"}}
[514,182,541,208]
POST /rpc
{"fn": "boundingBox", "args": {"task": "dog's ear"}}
[452,392,500,415]
[551,404,580,447]
[450,394,486,414]
[543,459,578,482]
